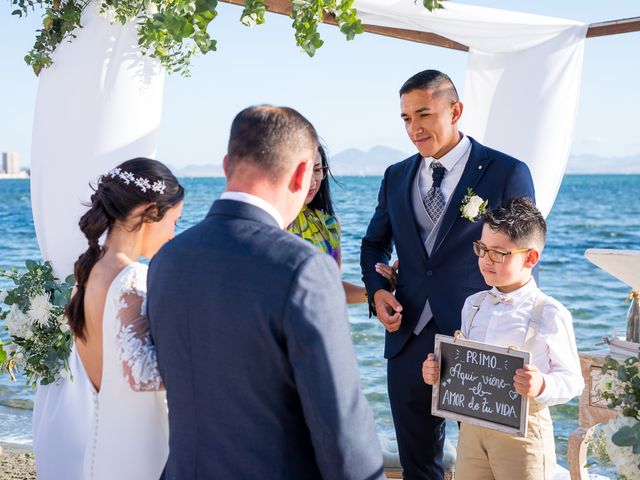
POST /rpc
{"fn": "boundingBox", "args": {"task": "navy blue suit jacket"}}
[360,137,535,359]
[149,199,384,480]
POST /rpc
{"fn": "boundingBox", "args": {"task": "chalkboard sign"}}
[431,333,530,437]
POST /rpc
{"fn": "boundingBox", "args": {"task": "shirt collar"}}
[490,277,538,306]
[424,133,471,172]
[220,191,285,229]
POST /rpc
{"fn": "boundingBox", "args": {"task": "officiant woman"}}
[287,145,396,303]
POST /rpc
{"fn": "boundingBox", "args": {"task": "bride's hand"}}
[375,260,399,292]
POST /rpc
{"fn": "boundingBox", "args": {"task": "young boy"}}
[422,197,584,480]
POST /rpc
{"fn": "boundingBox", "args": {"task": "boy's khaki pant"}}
[455,403,556,480]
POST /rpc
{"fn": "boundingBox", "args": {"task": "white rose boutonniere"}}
[460,188,488,222]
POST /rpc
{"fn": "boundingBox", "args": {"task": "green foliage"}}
[0,338,6,366]
[11,0,85,75]
[9,0,444,76]
[240,0,266,27]
[422,0,443,10]
[290,0,356,57]
[611,422,640,455]
[587,426,611,466]
[137,0,219,75]
[0,260,74,387]
[602,355,640,454]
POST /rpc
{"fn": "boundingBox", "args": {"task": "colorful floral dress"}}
[287,205,341,263]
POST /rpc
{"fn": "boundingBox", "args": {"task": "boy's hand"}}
[422,353,440,385]
[513,364,546,398]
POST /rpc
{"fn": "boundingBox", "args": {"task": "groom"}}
[148,106,384,480]
[360,70,536,479]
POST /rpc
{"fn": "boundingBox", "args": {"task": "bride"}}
[32,158,184,479]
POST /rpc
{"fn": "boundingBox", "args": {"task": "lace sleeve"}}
[114,269,164,392]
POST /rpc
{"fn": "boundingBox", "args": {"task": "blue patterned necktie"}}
[423,162,446,224]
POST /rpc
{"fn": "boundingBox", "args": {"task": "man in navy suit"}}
[149,106,385,480]
[360,70,535,479]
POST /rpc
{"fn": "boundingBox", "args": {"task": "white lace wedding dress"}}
[32,262,168,479]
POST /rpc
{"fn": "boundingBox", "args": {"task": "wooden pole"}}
[221,1,639,51]
[586,17,640,38]
[221,0,469,51]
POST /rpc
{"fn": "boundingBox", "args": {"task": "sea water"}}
[1,175,638,475]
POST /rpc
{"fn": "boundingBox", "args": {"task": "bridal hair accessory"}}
[106,168,166,195]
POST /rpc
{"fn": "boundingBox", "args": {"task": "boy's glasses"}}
[313,166,329,180]
[472,241,530,264]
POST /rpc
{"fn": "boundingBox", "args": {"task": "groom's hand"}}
[373,290,403,332]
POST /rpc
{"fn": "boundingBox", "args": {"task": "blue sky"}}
[1,1,638,168]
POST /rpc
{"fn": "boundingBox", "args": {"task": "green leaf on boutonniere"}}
[460,187,488,222]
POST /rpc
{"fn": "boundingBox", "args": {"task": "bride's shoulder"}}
[115,262,148,295]
[128,261,149,275]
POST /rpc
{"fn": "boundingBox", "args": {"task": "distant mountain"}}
[565,153,640,174]
[329,146,411,176]
[169,146,411,178]
[330,149,640,175]
[169,148,640,177]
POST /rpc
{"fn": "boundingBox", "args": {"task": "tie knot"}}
[431,162,446,187]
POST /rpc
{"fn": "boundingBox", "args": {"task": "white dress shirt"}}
[220,191,284,229]
[461,279,584,407]
[418,133,472,203]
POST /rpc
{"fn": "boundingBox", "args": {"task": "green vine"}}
[601,356,640,455]
[10,0,444,76]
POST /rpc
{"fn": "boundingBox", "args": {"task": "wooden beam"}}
[221,0,469,51]
[338,23,468,52]
[223,0,291,16]
[587,17,640,38]
[221,1,639,51]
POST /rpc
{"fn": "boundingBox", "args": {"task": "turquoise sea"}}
[1,175,639,475]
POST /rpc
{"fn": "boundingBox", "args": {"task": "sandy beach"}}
[0,443,431,480]
[0,443,35,480]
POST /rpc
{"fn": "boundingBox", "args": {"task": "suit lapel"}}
[402,154,429,266]
[432,138,491,254]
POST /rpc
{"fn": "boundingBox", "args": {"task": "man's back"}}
[148,199,384,480]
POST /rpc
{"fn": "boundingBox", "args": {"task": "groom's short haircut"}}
[227,105,318,180]
[399,70,459,104]
[484,197,547,250]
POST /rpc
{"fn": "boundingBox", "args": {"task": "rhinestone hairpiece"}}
[106,168,166,195]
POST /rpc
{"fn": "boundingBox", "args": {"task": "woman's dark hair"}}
[65,158,184,341]
[307,145,336,216]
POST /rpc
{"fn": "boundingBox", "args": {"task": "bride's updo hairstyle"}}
[66,158,184,340]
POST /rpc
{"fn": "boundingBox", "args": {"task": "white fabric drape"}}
[30,3,164,279]
[29,2,588,266]
[354,1,588,216]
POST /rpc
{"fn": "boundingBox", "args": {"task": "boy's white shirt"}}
[461,278,584,407]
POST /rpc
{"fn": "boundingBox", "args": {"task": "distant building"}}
[2,152,20,174]
[0,152,28,179]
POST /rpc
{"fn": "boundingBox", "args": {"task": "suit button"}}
[426,270,433,276]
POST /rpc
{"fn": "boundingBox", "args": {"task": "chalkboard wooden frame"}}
[431,334,531,437]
